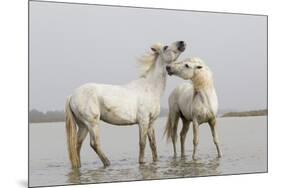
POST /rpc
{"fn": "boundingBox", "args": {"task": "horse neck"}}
[192,70,214,93]
[192,70,218,112]
[144,58,167,97]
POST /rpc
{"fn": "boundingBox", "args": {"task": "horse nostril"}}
[166,66,171,71]
[179,41,184,44]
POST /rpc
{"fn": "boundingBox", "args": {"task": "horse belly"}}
[100,96,137,126]
[180,106,193,121]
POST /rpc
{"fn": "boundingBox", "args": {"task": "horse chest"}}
[179,96,213,123]
[192,103,213,122]
[137,96,160,120]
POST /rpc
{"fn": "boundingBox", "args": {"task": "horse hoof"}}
[72,165,81,169]
[103,161,111,167]
[152,160,158,164]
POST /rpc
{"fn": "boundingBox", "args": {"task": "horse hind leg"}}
[76,124,88,164]
[180,118,190,158]
[76,94,110,167]
[86,121,111,167]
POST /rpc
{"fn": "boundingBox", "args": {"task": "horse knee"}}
[180,130,183,136]
[180,131,185,139]
[213,139,219,145]
[193,138,199,146]
[139,141,146,149]
[172,131,177,141]
[180,135,186,145]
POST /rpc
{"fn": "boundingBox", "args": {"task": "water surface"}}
[29,116,267,187]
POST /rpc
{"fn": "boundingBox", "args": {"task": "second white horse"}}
[165,57,222,160]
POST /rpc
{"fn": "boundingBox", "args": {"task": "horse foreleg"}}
[192,119,199,160]
[209,118,222,158]
[180,118,190,158]
[88,124,111,167]
[138,121,149,164]
[148,123,158,162]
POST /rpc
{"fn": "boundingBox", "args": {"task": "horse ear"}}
[150,43,163,53]
[151,47,157,52]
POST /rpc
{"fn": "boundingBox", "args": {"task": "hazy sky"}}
[30,1,267,112]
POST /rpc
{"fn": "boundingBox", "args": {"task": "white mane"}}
[189,57,213,90]
[137,52,158,77]
[137,43,163,78]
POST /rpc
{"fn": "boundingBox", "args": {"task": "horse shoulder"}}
[178,85,194,119]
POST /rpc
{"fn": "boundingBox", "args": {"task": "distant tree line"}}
[29,108,268,123]
[29,109,65,123]
[29,108,169,123]
[222,109,267,118]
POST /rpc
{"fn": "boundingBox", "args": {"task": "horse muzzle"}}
[166,66,174,75]
[177,41,186,52]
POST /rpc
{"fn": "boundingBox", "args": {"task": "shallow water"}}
[29,116,267,187]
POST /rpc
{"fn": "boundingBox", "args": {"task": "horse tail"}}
[164,112,176,142]
[65,96,80,168]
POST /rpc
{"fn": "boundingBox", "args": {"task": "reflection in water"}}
[181,157,221,177]
[163,156,221,178]
[139,162,159,179]
[66,156,221,184]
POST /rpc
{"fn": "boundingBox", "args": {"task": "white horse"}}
[65,41,186,168]
[164,57,222,160]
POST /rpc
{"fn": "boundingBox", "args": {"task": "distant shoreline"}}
[29,109,267,123]
[221,109,267,118]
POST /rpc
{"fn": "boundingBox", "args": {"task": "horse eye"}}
[163,46,168,51]
[185,64,189,68]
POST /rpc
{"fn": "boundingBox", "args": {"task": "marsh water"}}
[29,116,267,187]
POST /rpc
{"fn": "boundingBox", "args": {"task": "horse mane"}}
[188,57,214,90]
[188,57,206,65]
[137,43,162,78]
